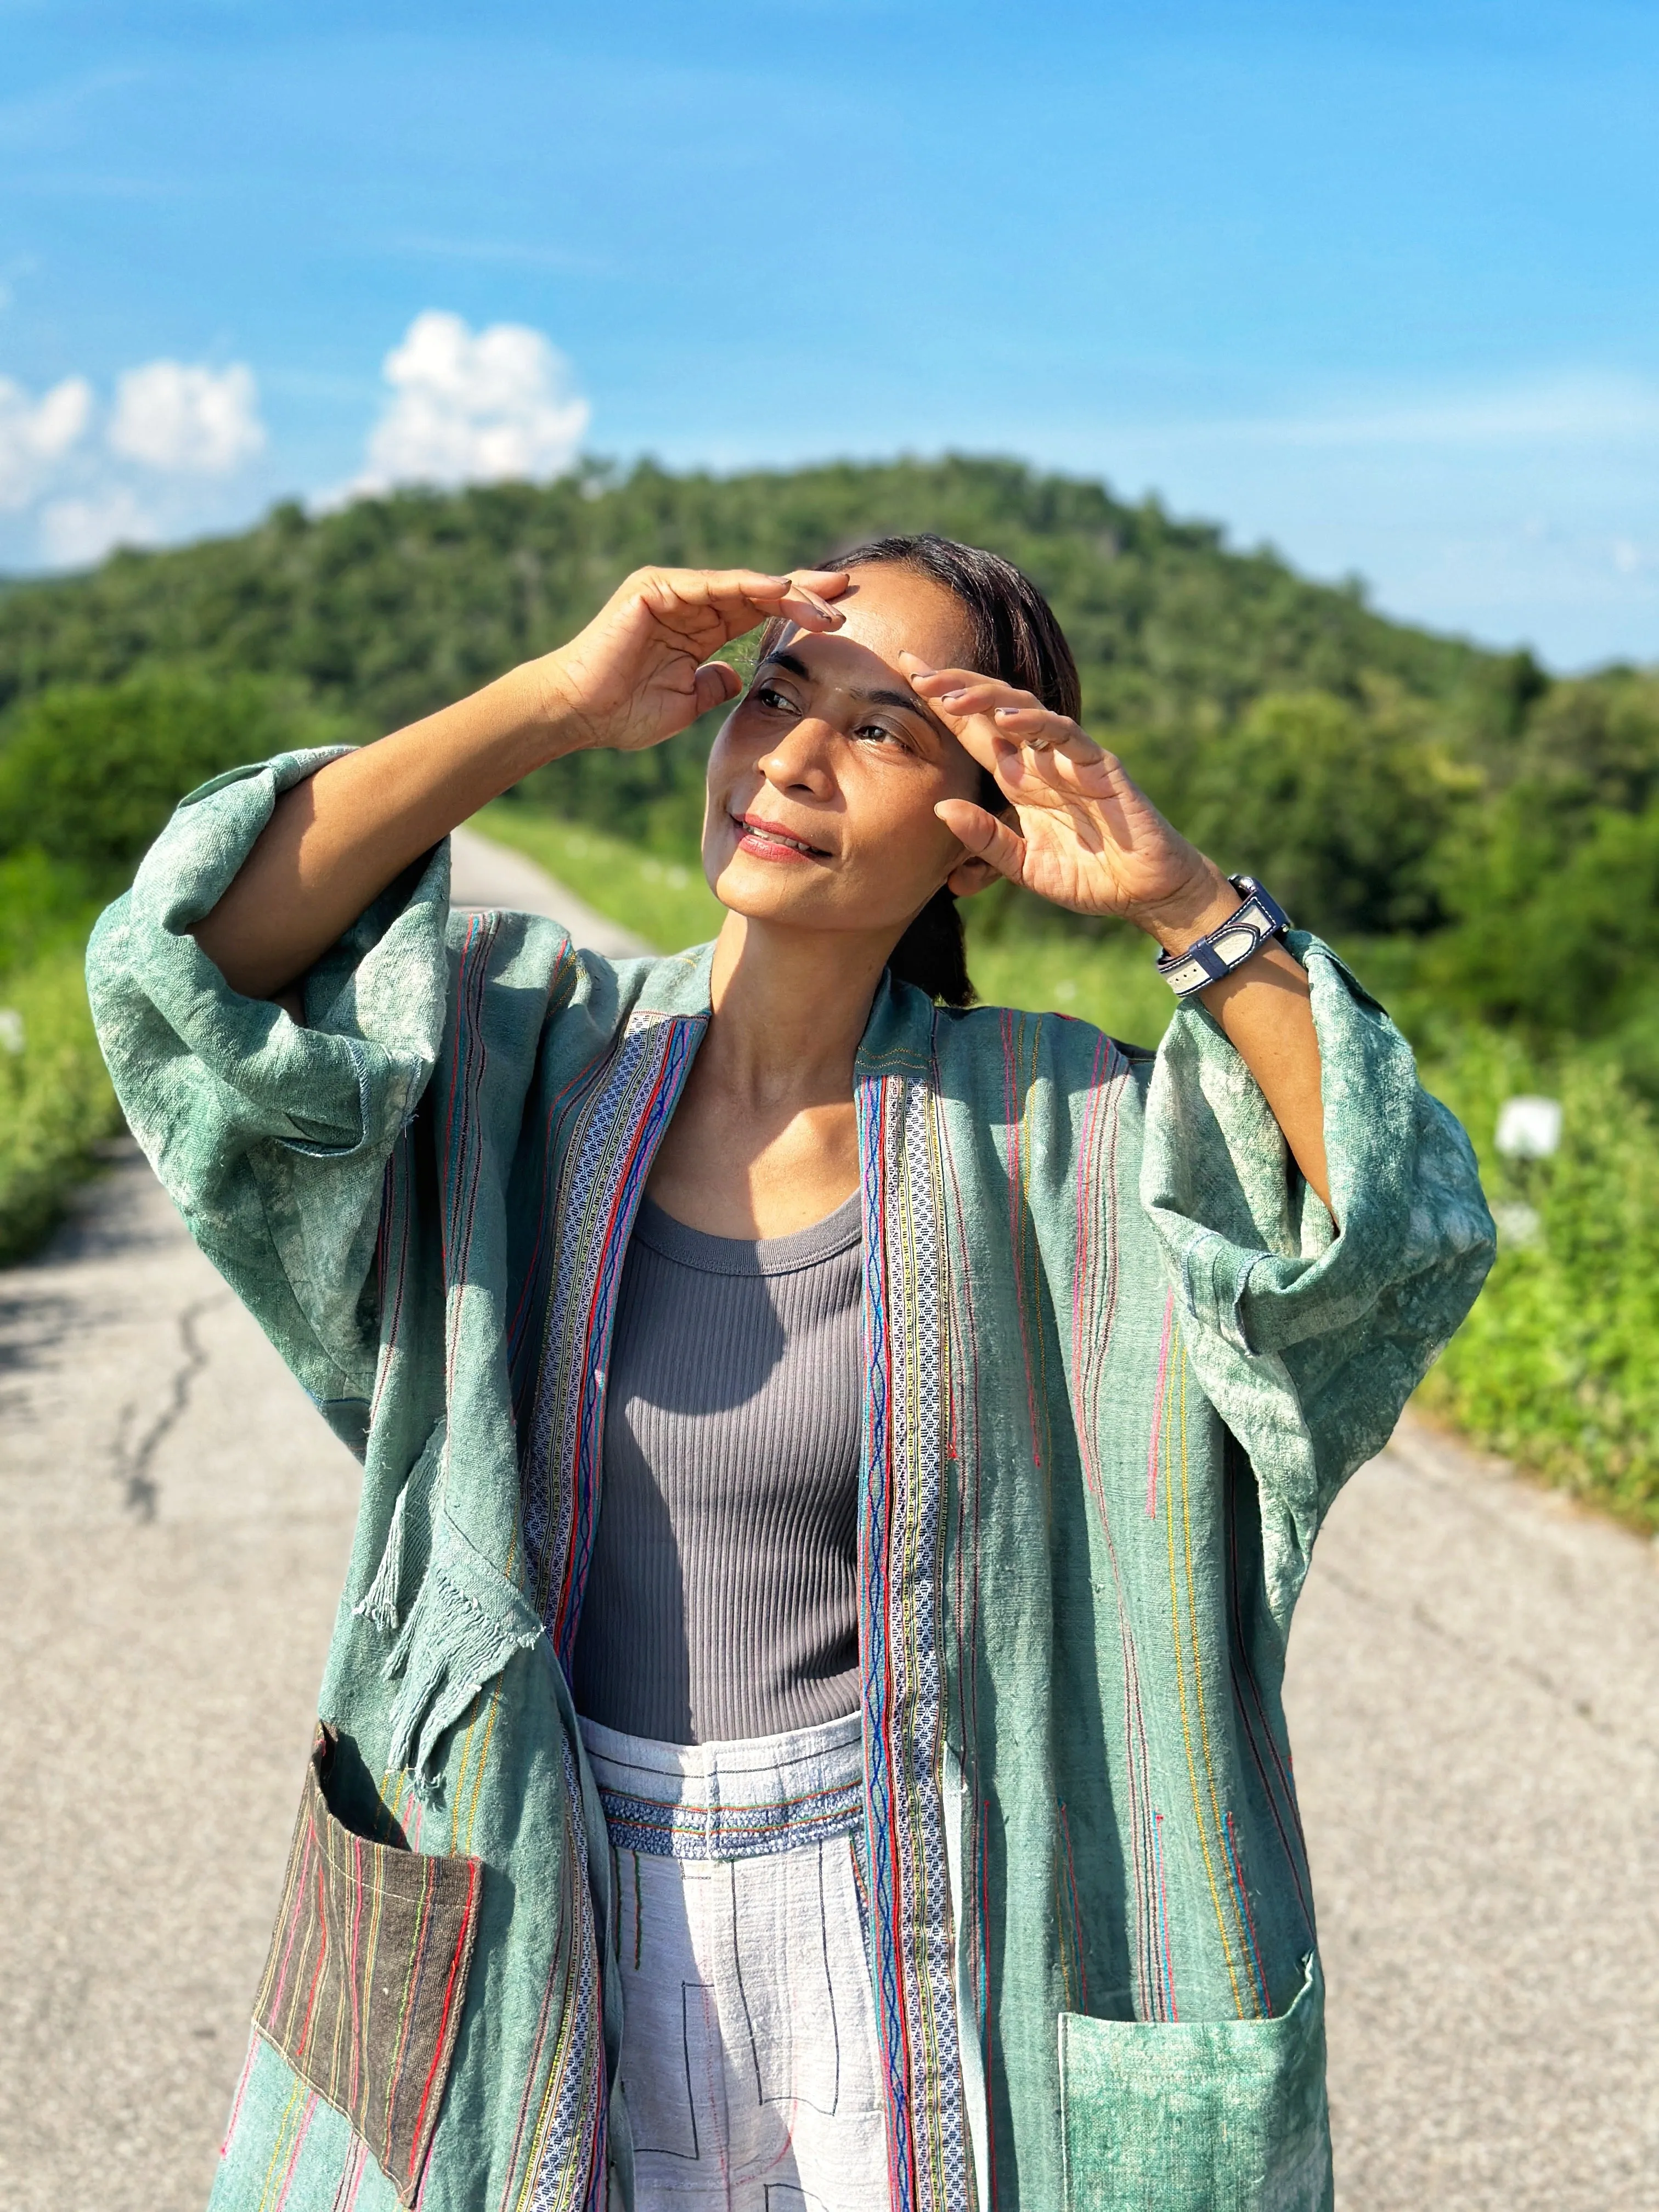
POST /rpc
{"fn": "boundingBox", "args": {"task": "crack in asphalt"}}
[110,1293,228,1521]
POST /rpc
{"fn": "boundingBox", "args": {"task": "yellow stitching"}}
[1177,1355,1256,2013]
[254,2073,306,2211]
[462,1676,506,1858]
[1164,1347,1244,2015]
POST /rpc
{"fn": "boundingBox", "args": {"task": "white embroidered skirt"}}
[580,1710,888,2210]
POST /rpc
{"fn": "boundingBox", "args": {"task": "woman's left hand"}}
[902,657,1239,952]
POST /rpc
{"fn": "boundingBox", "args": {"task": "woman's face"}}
[703,563,996,941]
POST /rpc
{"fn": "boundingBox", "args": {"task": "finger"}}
[904,664,1040,717]
[919,680,1098,763]
[905,665,1071,754]
[776,584,846,630]
[934,798,1030,883]
[990,703,1104,763]
[644,568,847,633]
[692,659,744,718]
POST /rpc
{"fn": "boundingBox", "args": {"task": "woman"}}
[89,537,1493,2212]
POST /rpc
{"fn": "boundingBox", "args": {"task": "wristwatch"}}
[1155,876,1292,998]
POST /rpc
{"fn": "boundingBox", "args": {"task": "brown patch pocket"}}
[253,1724,482,2207]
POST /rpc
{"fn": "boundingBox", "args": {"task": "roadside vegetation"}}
[0,668,352,1257]
[2,455,1656,1522]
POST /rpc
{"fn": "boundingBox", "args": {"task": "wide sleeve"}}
[86,751,449,1446]
[1138,933,1494,1567]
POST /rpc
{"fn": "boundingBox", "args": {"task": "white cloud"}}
[352,310,589,494]
[37,485,157,566]
[0,374,92,509]
[108,359,265,473]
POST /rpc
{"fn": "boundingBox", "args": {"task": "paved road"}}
[2,833,1655,2209]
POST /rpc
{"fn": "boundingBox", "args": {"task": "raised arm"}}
[194,567,850,1000]
[907,656,1334,1212]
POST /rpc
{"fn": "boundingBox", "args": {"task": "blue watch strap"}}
[1155,876,1292,997]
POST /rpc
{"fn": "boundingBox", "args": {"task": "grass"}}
[1415,1032,1659,1533]
[0,939,121,1265]
[962,914,1176,1052]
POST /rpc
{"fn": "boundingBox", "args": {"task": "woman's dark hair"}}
[754,533,1080,1007]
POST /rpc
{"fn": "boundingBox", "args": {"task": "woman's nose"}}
[759,716,837,792]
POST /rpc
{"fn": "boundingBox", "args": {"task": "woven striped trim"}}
[253,1726,482,2207]
[518,1010,703,1664]
[516,1735,609,2212]
[595,1775,864,1861]
[857,1062,977,2212]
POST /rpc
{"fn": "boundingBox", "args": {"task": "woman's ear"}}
[946,849,1002,899]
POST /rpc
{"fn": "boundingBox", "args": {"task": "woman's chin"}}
[708,858,857,933]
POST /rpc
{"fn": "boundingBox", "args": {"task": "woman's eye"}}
[754,683,795,713]
[855,721,909,750]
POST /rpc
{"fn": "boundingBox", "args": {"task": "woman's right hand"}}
[538,567,850,756]
[193,568,846,1001]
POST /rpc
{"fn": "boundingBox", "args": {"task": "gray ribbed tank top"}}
[570,1190,863,1745]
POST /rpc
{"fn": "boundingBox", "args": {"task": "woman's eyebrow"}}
[757,649,812,681]
[756,651,950,739]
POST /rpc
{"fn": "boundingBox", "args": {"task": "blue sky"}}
[3,0,1657,667]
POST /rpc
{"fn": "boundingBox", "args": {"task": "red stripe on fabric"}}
[268,1828,317,2021]
[405,1859,478,2181]
[346,1833,366,2111]
[272,2094,320,2212]
[294,1859,331,2058]
[876,1133,919,2212]
[381,1860,438,2158]
[549,1040,682,1651]
[219,2036,258,2158]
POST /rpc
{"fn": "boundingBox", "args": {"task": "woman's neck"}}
[704,910,891,1104]
[642,911,894,1238]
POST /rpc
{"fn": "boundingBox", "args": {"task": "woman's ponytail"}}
[888,884,975,1008]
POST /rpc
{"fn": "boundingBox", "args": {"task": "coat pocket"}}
[1058,1955,1331,2212]
[252,1724,482,2208]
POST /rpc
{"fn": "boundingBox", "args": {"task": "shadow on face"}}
[703,564,997,945]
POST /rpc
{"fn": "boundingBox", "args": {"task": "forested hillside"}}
[4,455,1655,1053]
[10,452,1659,1066]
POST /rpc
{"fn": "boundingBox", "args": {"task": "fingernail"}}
[940,689,967,705]
[995,706,1019,719]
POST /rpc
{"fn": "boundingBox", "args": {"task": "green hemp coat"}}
[89,752,1494,2212]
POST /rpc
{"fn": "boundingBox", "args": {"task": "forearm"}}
[1199,941,1330,1214]
[1140,865,1331,1214]
[193,659,571,1000]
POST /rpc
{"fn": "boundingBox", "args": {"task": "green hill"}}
[1,452,1655,1054]
[0,455,1480,725]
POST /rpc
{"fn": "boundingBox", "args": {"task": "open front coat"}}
[88,751,1494,2212]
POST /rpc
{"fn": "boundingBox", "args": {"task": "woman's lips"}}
[732,814,827,863]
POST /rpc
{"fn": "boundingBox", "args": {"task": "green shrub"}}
[0,849,103,970]
[1415,1032,1659,1529]
[0,667,358,1261]
[0,944,121,1263]
[0,667,358,886]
